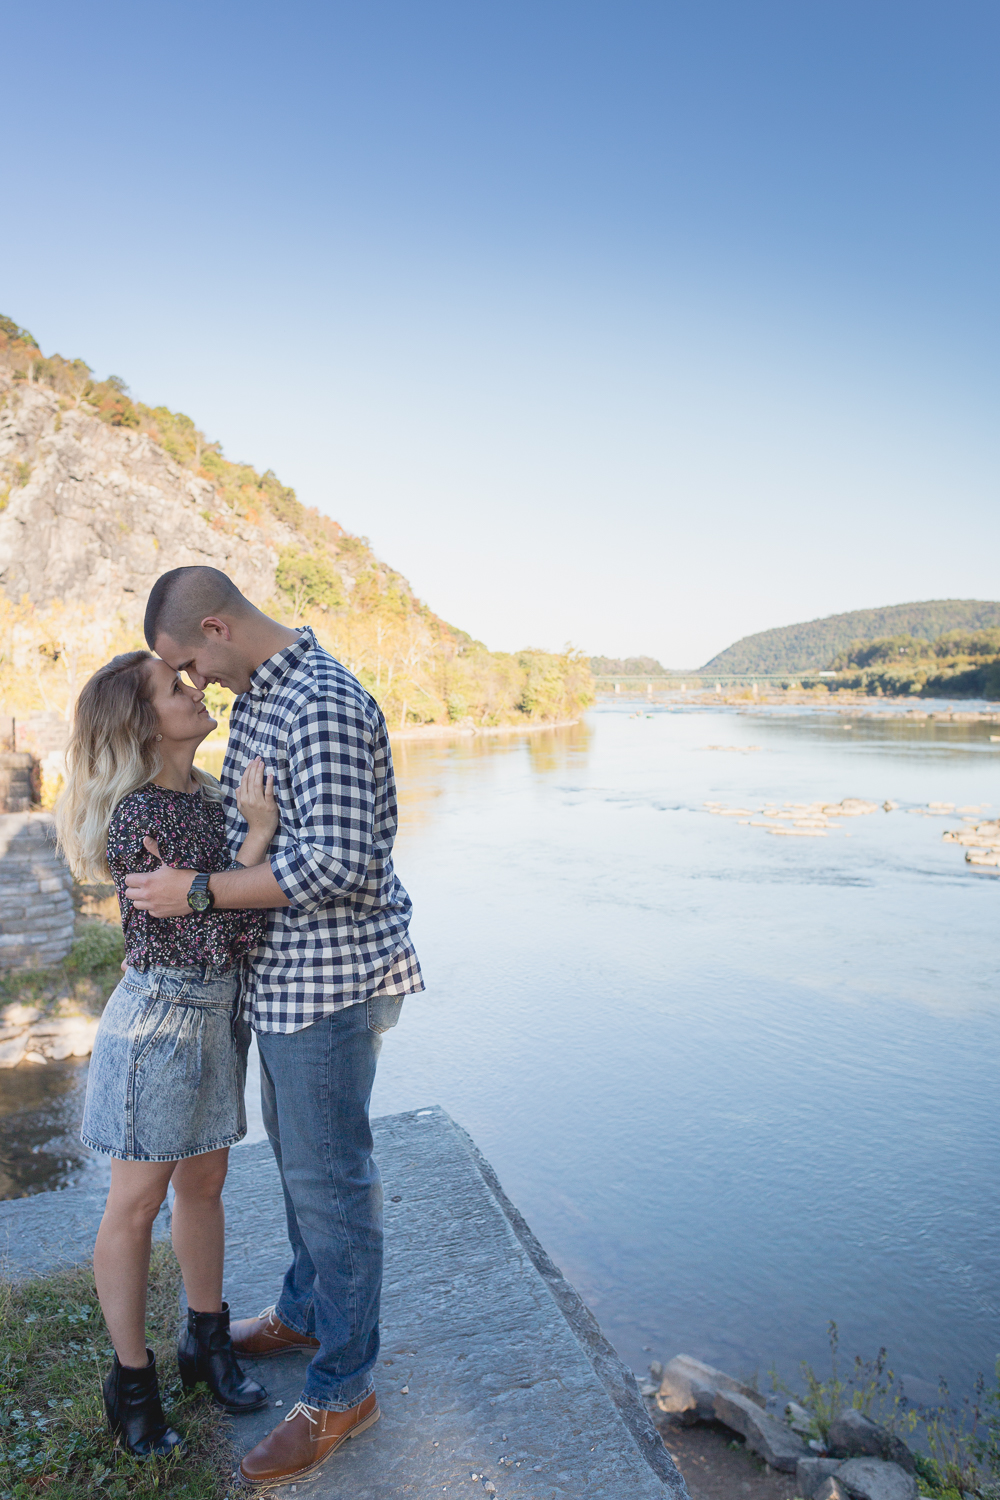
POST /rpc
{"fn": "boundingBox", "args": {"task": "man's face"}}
[155,621,255,695]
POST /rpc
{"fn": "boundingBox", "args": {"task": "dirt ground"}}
[650,1412,803,1500]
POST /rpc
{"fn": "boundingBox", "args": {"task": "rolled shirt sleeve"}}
[269,693,377,911]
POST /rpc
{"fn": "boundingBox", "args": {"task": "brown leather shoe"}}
[229,1305,321,1360]
[239,1393,380,1485]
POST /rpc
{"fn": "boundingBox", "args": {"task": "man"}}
[126,565,423,1487]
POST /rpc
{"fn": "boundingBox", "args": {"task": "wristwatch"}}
[186,872,215,915]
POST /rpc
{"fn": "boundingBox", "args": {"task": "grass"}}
[0,1244,236,1498]
[0,926,124,1019]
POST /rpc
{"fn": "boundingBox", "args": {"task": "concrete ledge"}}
[223,1108,688,1497]
[0,1173,165,1274]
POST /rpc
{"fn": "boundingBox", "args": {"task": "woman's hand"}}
[236,757,279,841]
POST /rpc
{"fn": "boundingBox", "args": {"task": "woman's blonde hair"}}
[56,650,222,882]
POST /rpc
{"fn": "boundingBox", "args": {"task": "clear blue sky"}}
[4,1,997,665]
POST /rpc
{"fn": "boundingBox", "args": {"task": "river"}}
[3,699,997,1402]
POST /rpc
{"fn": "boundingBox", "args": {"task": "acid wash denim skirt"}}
[81,965,250,1162]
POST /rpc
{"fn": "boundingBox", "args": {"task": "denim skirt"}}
[81,965,250,1162]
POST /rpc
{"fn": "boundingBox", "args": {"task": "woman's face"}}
[146,658,217,746]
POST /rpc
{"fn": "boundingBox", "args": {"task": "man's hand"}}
[124,837,197,918]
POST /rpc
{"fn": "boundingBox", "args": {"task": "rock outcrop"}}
[0,380,288,622]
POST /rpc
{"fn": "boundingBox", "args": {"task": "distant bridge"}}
[593,672,833,691]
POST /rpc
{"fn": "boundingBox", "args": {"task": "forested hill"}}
[0,316,591,731]
[702,601,1000,676]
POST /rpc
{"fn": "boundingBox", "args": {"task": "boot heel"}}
[178,1304,268,1413]
[177,1351,200,1392]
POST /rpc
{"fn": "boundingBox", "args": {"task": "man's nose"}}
[189,673,209,691]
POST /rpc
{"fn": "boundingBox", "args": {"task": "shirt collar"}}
[248,627,316,698]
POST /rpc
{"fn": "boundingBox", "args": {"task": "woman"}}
[57,649,277,1458]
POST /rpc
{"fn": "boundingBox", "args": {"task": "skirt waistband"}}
[122,964,242,1005]
[127,962,239,978]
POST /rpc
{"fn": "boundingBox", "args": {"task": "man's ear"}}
[200,616,233,641]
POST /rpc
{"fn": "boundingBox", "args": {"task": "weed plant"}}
[0,1244,234,1498]
[774,1323,1000,1498]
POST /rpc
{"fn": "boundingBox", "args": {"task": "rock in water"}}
[656,1354,765,1424]
[827,1410,917,1474]
[712,1388,808,1472]
[834,1456,918,1500]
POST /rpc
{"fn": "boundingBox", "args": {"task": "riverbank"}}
[0,1109,688,1500]
[4,1157,995,1499]
[389,716,581,742]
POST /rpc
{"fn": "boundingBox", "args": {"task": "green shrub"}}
[64,927,124,976]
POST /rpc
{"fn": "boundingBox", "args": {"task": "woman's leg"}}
[94,1159,176,1368]
[170,1147,230,1312]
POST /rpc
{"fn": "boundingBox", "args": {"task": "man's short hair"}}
[144,567,251,649]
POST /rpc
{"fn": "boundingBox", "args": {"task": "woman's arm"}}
[234,757,279,866]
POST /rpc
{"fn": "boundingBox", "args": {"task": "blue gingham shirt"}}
[221,628,424,1033]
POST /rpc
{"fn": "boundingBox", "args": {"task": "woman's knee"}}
[103,1186,168,1231]
[103,1160,173,1225]
[172,1150,228,1203]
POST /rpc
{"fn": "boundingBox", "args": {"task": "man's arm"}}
[265,693,378,911]
[125,692,380,920]
[124,839,290,918]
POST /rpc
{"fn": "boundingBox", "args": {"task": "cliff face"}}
[0,377,290,621]
[0,325,592,737]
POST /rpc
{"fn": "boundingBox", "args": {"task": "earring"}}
[155,734,162,741]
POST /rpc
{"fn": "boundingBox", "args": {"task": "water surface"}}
[372,702,1000,1398]
[4,701,997,1403]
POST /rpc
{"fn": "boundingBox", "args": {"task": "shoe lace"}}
[256,1303,278,1325]
[284,1400,320,1427]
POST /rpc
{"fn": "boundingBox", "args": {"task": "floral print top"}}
[107,784,264,971]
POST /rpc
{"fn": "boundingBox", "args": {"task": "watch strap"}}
[186,871,214,913]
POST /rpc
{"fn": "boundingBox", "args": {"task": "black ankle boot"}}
[177,1302,268,1413]
[103,1349,183,1458]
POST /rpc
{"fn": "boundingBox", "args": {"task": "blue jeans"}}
[257,997,398,1410]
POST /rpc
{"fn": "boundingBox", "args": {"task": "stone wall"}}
[0,712,70,761]
[0,754,37,814]
[0,813,75,971]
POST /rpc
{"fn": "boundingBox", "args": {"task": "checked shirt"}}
[221,627,423,1033]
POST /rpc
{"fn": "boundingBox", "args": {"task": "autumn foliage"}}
[0,317,593,733]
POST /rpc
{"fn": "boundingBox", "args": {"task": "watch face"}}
[188,890,212,913]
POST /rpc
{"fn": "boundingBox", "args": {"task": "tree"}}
[275,548,344,621]
[0,316,38,347]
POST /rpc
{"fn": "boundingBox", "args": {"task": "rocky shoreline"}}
[0,998,99,1068]
[638,1354,985,1500]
